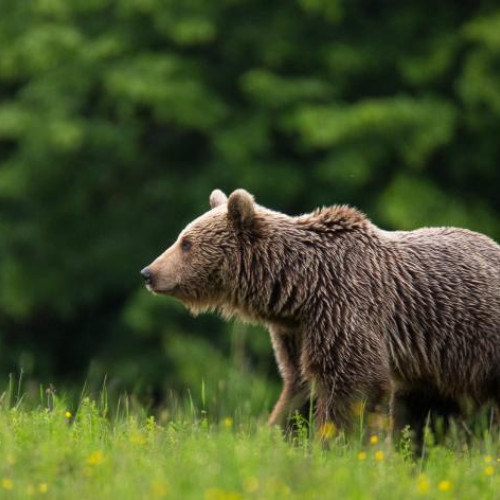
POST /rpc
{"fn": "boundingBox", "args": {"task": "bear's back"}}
[378,226,500,398]
[396,227,500,276]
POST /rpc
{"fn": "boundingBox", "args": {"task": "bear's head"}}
[141,188,258,313]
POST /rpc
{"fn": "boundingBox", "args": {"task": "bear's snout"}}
[141,257,179,294]
[140,267,153,286]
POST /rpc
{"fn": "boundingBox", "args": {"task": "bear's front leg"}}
[268,326,310,427]
[301,328,389,434]
[313,373,389,434]
[312,376,356,432]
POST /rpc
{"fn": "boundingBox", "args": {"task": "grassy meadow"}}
[0,380,499,499]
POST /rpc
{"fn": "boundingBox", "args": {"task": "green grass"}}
[0,385,499,499]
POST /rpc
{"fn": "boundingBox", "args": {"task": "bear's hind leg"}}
[391,388,460,454]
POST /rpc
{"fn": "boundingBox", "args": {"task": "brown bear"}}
[141,188,500,438]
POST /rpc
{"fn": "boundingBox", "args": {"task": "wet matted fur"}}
[142,189,500,439]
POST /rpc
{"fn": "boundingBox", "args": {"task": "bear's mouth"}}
[147,283,181,296]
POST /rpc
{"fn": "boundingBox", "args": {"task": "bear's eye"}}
[181,238,192,252]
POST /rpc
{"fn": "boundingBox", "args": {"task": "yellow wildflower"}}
[369,435,379,445]
[484,466,495,476]
[416,475,430,494]
[130,432,146,446]
[484,456,493,463]
[223,417,233,428]
[438,480,451,492]
[2,479,13,490]
[357,451,367,461]
[319,422,336,439]
[204,488,241,500]
[86,451,104,465]
[39,483,49,494]
[374,451,384,462]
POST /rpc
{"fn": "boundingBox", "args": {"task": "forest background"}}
[1,0,499,415]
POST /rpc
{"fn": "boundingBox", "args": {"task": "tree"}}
[0,0,499,408]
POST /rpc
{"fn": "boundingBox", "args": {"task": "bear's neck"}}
[228,230,320,324]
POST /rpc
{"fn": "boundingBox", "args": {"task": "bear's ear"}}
[209,189,228,209]
[227,189,255,229]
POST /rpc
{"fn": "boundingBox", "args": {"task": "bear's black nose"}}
[140,267,153,285]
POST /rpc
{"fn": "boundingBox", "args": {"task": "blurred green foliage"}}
[0,0,499,407]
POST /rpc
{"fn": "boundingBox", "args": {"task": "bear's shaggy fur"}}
[142,189,500,436]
